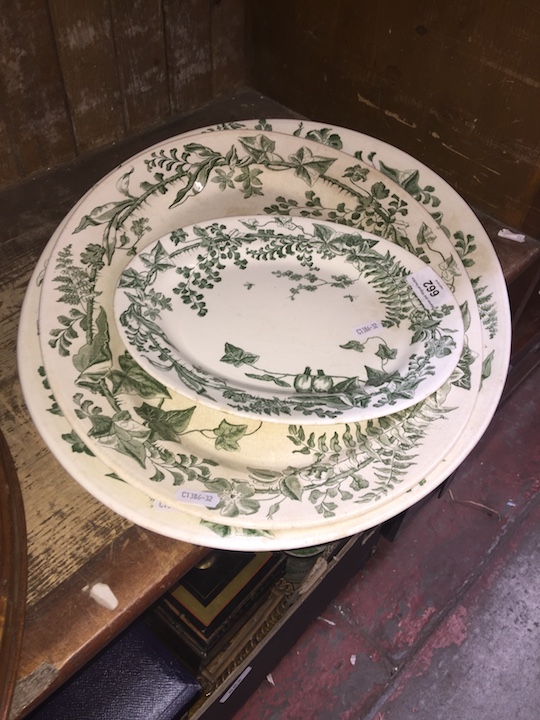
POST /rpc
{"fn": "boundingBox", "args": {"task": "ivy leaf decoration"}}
[364,366,398,387]
[138,241,175,273]
[84,409,149,467]
[73,307,112,373]
[481,349,494,382]
[111,424,148,467]
[241,528,275,538]
[110,352,171,398]
[417,221,437,246]
[134,402,195,442]
[86,412,114,438]
[312,222,334,243]
[450,345,476,390]
[378,162,423,196]
[118,267,147,289]
[288,147,336,186]
[371,181,390,200]
[375,344,398,361]
[238,134,276,162]
[61,430,94,455]
[305,128,344,149]
[220,342,259,367]
[213,420,249,452]
[340,340,366,352]
[280,475,303,501]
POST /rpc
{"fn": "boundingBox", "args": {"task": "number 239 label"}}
[406,266,453,310]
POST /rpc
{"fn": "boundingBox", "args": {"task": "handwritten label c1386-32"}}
[175,489,220,508]
[353,320,382,338]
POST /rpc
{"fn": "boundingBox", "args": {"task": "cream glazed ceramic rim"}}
[36,129,481,529]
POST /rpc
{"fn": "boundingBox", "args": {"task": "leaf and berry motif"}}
[41,130,479,525]
[116,217,463,421]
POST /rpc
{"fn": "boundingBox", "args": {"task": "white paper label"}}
[406,267,453,310]
[220,666,253,703]
[353,320,382,338]
[175,489,221,508]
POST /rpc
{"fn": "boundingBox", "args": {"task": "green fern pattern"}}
[45,133,471,522]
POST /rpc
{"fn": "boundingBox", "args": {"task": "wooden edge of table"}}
[476,209,540,285]
[0,430,27,720]
[11,525,207,718]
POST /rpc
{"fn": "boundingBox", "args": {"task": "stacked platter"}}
[18,121,511,550]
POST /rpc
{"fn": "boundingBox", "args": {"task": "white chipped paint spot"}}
[84,582,119,610]
[498,229,526,243]
[317,616,336,626]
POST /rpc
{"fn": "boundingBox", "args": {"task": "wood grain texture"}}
[0,431,27,720]
[11,525,207,717]
[164,0,213,115]
[48,0,126,152]
[0,0,75,180]
[0,114,19,187]
[111,0,170,133]
[248,0,540,233]
[0,0,248,188]
[211,0,247,97]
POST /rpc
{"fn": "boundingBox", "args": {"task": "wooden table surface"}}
[0,90,538,719]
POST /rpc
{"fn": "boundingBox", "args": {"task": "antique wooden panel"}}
[0,430,27,720]
[248,0,540,233]
[164,0,213,116]
[0,116,19,187]
[212,0,247,97]
[0,0,248,190]
[48,0,126,152]
[111,0,170,133]
[0,0,76,178]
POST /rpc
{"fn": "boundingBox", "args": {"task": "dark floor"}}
[232,362,540,720]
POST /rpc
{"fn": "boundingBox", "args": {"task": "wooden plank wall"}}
[0,0,246,189]
[247,0,540,235]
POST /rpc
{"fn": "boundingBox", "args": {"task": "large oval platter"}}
[36,129,483,531]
